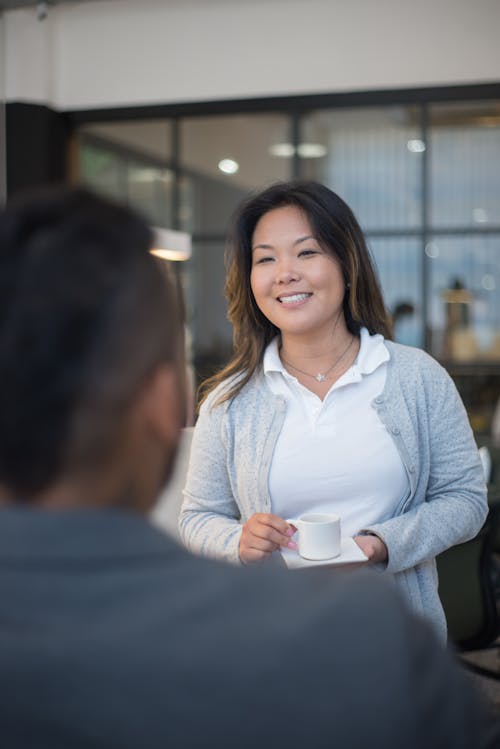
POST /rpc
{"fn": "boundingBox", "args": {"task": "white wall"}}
[4,0,500,111]
[4,5,56,105]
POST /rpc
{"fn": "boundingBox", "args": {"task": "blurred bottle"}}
[442,278,477,361]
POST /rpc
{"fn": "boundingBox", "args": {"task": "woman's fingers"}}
[353,534,388,564]
[240,547,273,564]
[239,513,296,564]
[250,514,294,544]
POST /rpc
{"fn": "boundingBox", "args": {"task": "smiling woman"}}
[250,205,353,389]
[179,180,488,644]
[204,181,391,404]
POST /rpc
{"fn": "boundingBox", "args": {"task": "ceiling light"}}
[150,226,192,262]
[297,143,327,158]
[424,242,439,258]
[218,158,239,175]
[269,143,295,157]
[131,168,172,184]
[269,142,327,158]
[407,139,426,153]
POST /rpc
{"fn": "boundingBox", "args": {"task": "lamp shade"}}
[150,226,192,262]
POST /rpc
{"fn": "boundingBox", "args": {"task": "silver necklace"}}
[281,336,355,383]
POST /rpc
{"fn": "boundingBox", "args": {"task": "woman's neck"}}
[280,324,353,365]
[278,323,360,397]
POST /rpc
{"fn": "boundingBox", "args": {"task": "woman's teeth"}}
[278,293,311,303]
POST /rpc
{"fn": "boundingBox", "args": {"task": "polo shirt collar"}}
[263,327,390,379]
[355,327,390,375]
[263,337,286,375]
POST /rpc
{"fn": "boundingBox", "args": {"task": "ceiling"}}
[0,0,104,10]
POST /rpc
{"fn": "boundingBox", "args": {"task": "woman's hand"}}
[354,534,388,564]
[239,513,297,564]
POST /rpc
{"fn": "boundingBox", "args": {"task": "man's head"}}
[0,187,185,511]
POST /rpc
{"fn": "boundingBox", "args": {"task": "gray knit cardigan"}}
[180,341,488,641]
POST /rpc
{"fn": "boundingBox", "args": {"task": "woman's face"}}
[250,204,347,341]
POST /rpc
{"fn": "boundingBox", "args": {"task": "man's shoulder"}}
[179,555,410,640]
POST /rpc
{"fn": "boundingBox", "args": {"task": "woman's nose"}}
[275,258,299,284]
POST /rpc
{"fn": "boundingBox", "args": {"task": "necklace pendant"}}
[315,373,327,383]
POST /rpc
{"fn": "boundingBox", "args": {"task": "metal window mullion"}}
[291,112,301,179]
[421,103,430,351]
[171,118,180,230]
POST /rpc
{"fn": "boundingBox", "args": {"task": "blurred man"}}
[0,187,497,748]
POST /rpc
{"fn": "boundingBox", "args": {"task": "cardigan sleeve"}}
[363,355,488,575]
[178,393,243,565]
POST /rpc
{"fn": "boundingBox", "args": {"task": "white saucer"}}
[280,537,368,570]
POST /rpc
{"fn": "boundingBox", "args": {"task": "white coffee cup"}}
[287,513,341,561]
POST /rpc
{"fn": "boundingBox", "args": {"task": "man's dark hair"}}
[0,187,182,498]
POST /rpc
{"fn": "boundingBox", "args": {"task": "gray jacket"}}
[2,508,499,748]
[180,341,488,641]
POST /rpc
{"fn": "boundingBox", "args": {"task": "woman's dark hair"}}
[200,180,392,406]
[0,186,183,497]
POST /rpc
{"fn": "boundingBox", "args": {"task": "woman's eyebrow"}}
[252,242,273,252]
[252,234,317,252]
[294,234,316,246]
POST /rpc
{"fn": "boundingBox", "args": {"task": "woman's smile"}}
[277,292,312,306]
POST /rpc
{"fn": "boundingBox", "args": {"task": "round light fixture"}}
[407,139,426,153]
[424,242,439,259]
[218,158,239,175]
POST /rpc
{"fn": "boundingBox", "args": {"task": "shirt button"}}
[409,465,415,473]
[374,396,384,405]
[391,427,400,436]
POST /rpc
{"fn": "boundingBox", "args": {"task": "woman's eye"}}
[299,249,318,257]
[254,256,274,265]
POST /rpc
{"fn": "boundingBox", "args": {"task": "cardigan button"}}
[391,427,400,435]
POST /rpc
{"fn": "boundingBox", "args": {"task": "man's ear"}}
[141,363,185,447]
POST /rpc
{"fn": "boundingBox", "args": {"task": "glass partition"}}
[78,120,174,227]
[188,240,233,383]
[301,106,423,230]
[426,100,500,379]
[427,235,500,363]
[79,140,126,202]
[369,237,423,348]
[179,113,291,234]
[429,101,500,228]
[73,90,500,434]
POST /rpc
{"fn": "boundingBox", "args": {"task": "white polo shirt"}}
[263,328,409,538]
